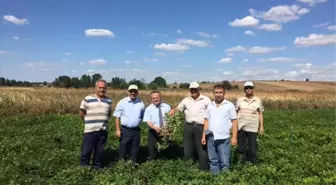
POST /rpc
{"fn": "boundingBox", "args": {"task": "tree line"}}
[0,73,239,90]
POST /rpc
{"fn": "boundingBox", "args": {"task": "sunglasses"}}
[244,86,254,90]
[128,89,138,93]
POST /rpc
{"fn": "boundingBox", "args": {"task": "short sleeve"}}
[165,104,171,112]
[140,102,146,119]
[143,107,151,122]
[177,99,186,112]
[235,98,241,110]
[204,106,210,119]
[80,99,87,110]
[229,103,237,120]
[113,100,123,118]
[258,99,264,112]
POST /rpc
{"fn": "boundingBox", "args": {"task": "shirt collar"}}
[243,96,257,102]
[127,96,140,103]
[189,94,204,101]
[211,99,228,106]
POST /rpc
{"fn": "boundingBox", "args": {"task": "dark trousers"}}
[237,130,258,164]
[80,130,107,169]
[118,126,140,162]
[148,129,161,160]
[183,123,209,170]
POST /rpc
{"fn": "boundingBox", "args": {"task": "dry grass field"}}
[0,81,335,116]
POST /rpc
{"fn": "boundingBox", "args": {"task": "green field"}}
[1,109,335,185]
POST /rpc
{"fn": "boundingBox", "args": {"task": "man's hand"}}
[231,137,237,146]
[259,126,264,135]
[153,126,161,133]
[201,135,206,145]
[169,109,175,116]
[116,129,121,138]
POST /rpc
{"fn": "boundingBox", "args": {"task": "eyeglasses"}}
[244,86,254,90]
[128,90,138,93]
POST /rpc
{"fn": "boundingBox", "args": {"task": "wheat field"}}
[0,84,335,116]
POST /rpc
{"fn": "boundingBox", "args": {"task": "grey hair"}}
[95,79,107,87]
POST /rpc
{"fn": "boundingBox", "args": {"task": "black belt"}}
[121,125,140,129]
[186,122,203,126]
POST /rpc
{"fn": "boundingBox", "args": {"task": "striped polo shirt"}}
[236,96,264,133]
[80,94,112,133]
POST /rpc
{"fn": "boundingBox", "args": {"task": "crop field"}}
[0,85,335,185]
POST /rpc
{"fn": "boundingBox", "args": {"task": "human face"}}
[151,93,161,105]
[244,86,254,96]
[95,81,107,98]
[213,88,225,103]
[128,89,138,100]
[190,88,200,99]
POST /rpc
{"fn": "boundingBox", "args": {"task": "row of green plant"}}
[0,109,335,184]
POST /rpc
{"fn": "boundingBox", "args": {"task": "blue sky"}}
[0,0,335,83]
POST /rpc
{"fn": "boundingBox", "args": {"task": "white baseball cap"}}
[128,84,138,90]
[244,81,254,87]
[189,81,200,89]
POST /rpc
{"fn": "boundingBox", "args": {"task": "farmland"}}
[0,82,335,185]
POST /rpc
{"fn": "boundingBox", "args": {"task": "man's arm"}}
[230,104,238,146]
[258,110,264,135]
[79,99,87,120]
[169,99,185,115]
[113,101,123,138]
[201,118,209,145]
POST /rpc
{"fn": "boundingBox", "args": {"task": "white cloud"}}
[242,59,248,62]
[218,58,232,63]
[88,59,107,65]
[243,68,279,76]
[249,5,310,23]
[258,57,305,62]
[84,29,115,37]
[225,45,246,52]
[228,53,234,57]
[229,16,259,27]
[285,71,299,78]
[125,60,131,64]
[259,24,282,31]
[80,62,84,65]
[245,30,255,35]
[295,63,313,68]
[143,33,168,37]
[13,36,19,40]
[223,71,233,75]
[181,64,192,68]
[176,38,209,47]
[176,29,182,34]
[197,32,220,38]
[313,22,329,27]
[154,52,166,57]
[64,52,73,56]
[327,25,336,31]
[20,62,55,71]
[0,50,7,55]
[3,15,29,25]
[294,63,336,81]
[248,46,286,54]
[154,43,189,52]
[294,34,336,46]
[297,0,328,6]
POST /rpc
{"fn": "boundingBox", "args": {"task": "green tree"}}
[80,75,91,88]
[71,77,80,88]
[129,78,146,90]
[179,83,189,89]
[151,76,167,88]
[110,77,127,89]
[91,73,102,86]
[222,80,232,90]
[148,82,158,90]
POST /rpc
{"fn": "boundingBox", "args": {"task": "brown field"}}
[0,80,335,116]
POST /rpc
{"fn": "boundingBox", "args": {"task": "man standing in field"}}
[113,84,145,163]
[201,84,238,175]
[236,81,264,164]
[79,79,112,169]
[170,82,211,171]
[143,90,171,160]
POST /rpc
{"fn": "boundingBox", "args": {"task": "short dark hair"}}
[150,90,161,95]
[213,84,225,91]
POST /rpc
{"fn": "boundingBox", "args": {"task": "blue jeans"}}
[206,133,231,175]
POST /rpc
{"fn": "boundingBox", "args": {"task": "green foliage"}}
[0,109,335,184]
[129,79,146,90]
[150,76,167,88]
[179,83,190,89]
[110,77,128,89]
[222,80,232,90]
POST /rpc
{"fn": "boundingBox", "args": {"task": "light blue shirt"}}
[113,97,145,128]
[143,103,171,128]
[204,99,237,140]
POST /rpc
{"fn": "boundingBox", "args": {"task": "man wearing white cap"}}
[113,84,145,162]
[235,81,264,164]
[170,81,211,170]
